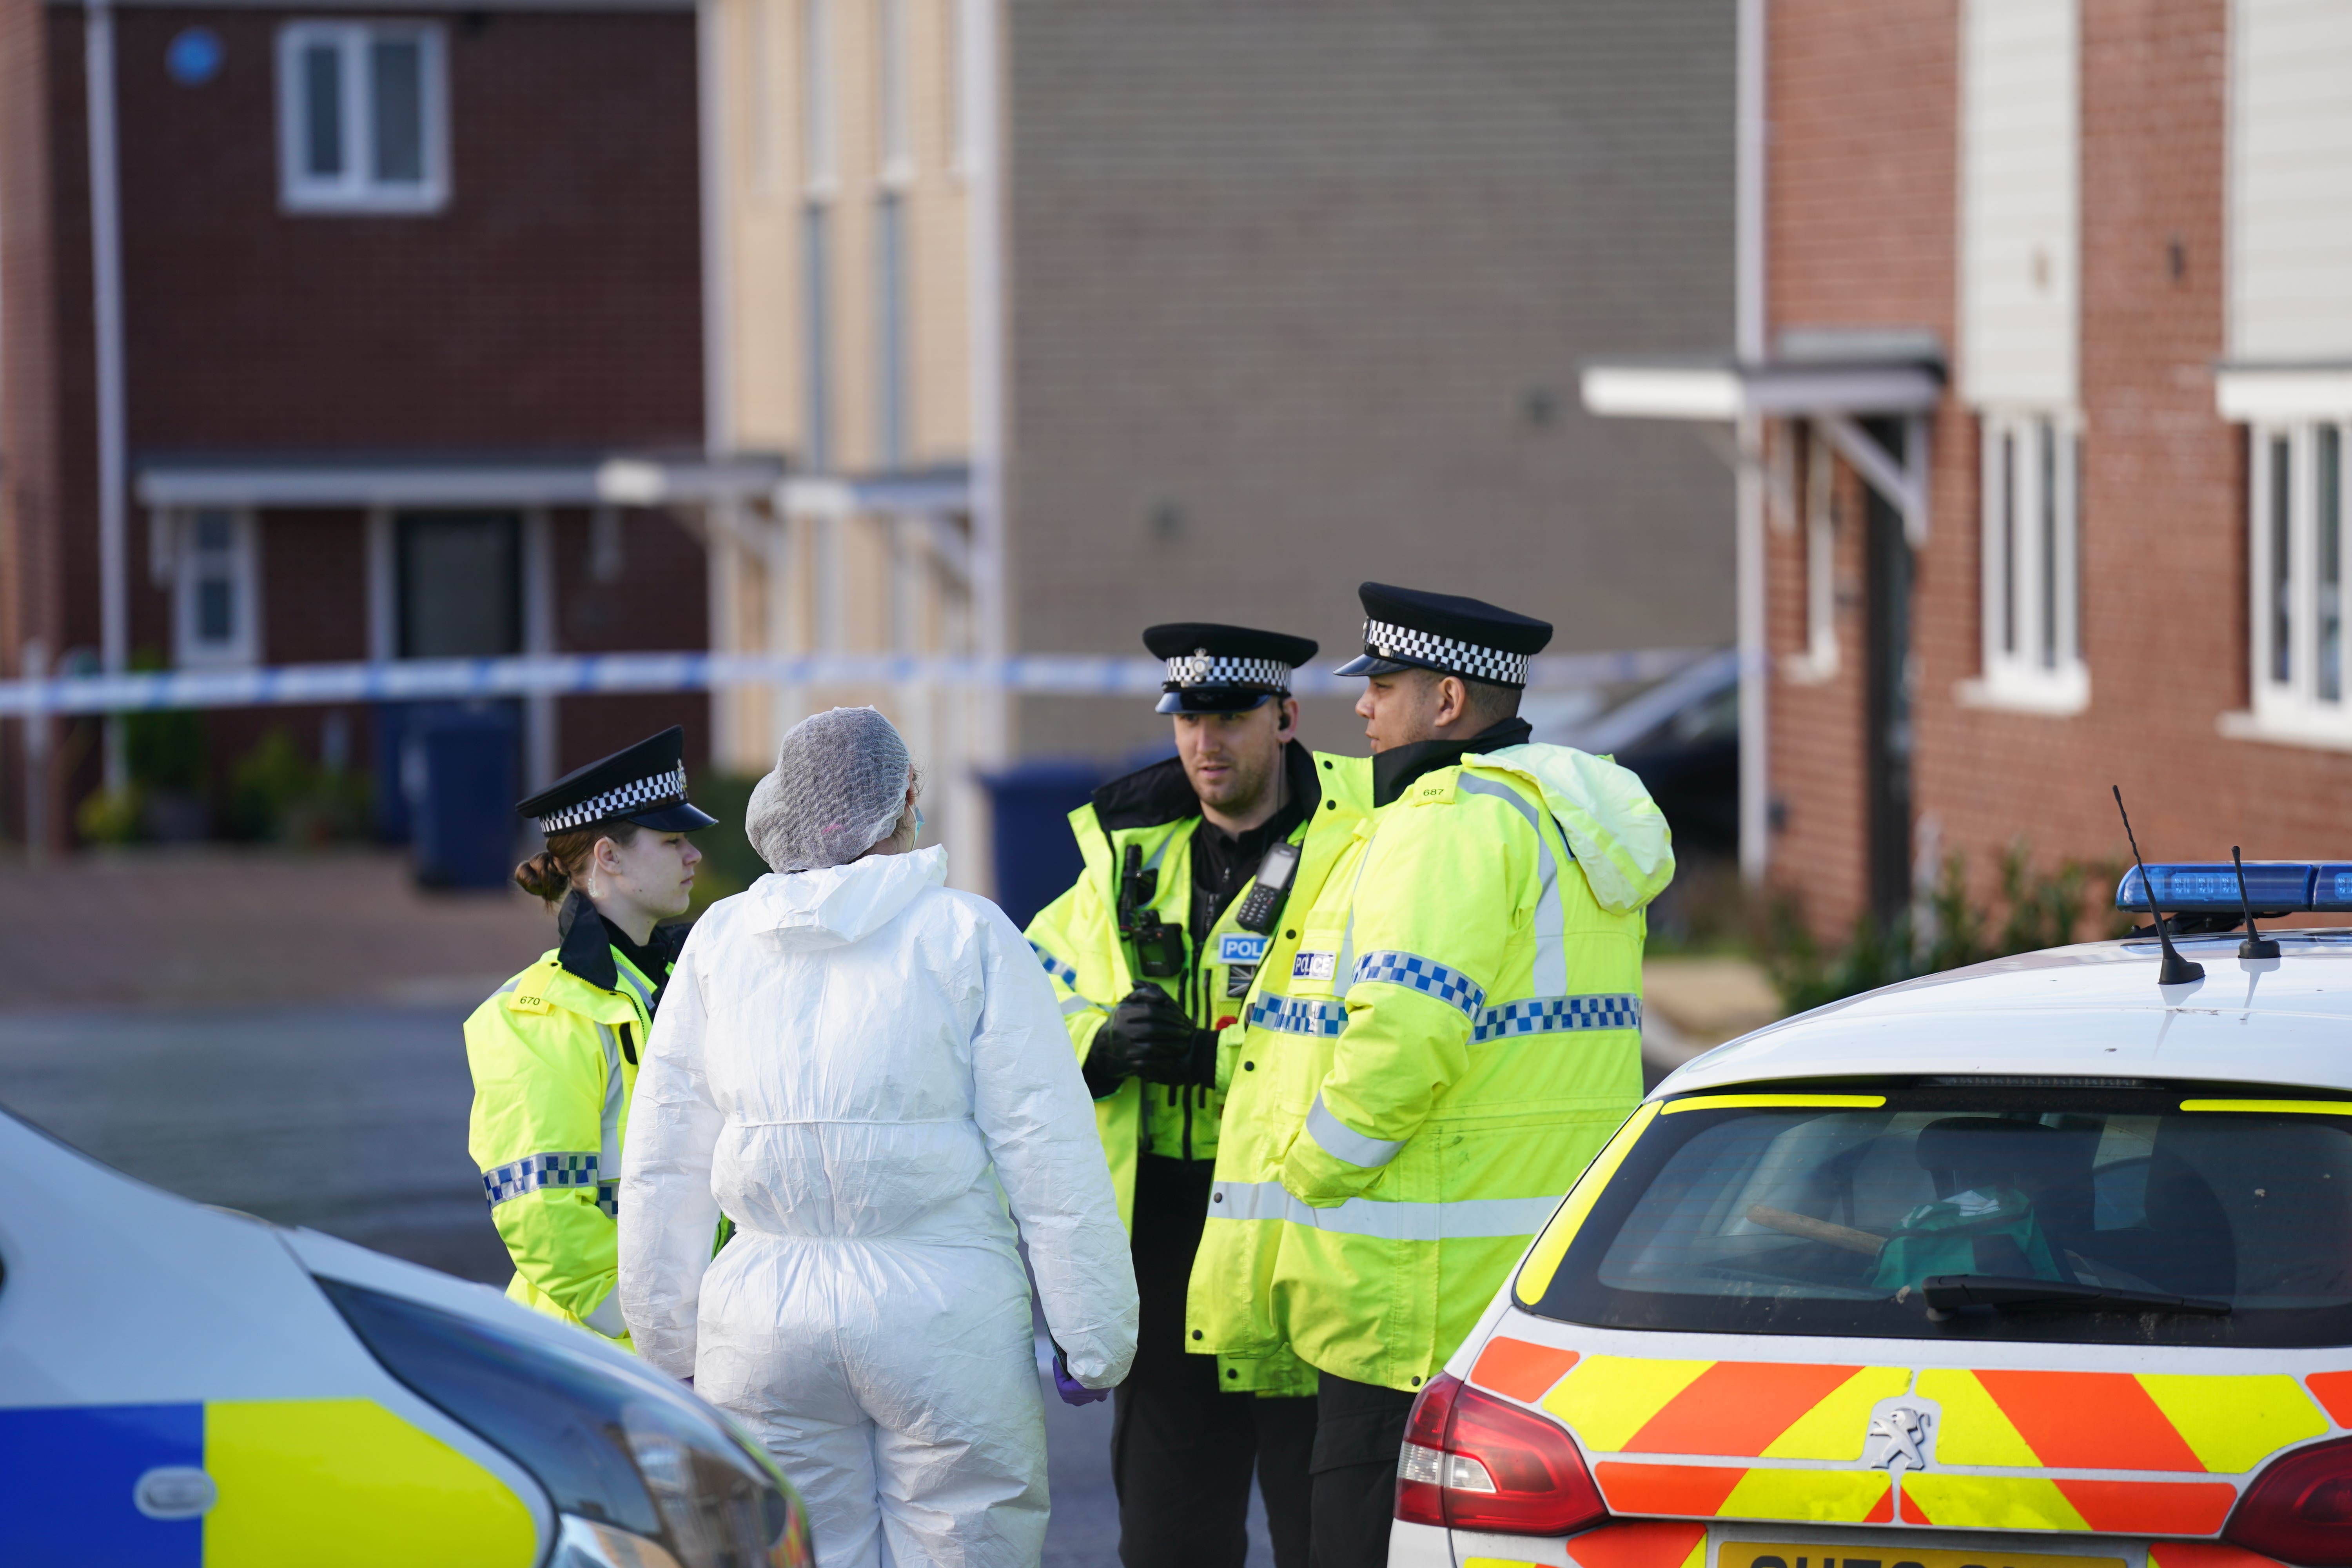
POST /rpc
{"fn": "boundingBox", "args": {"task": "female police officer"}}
[465,726,715,1343]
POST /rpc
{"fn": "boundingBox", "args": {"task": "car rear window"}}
[1523,1083,2352,1347]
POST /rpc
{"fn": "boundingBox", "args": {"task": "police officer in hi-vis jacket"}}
[1025,625,1374,1568]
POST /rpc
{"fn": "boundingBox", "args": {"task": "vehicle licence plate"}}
[1719,1546,2127,1568]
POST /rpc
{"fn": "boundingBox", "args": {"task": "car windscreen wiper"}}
[1918,1274,2231,1316]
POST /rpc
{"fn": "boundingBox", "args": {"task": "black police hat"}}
[516,726,719,835]
[1143,623,1319,714]
[1334,583,1552,688]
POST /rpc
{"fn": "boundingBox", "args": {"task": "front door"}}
[1862,421,1915,922]
[395,511,522,658]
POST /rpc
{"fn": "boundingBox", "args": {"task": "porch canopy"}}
[1579,330,1946,545]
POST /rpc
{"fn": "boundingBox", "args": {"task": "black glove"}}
[1086,985,1219,1090]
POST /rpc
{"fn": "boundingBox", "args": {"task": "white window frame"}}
[1961,407,2088,713]
[276,21,449,214]
[1782,425,1840,685]
[2238,419,2352,745]
[172,509,261,668]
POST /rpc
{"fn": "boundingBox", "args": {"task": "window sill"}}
[2217,709,2352,753]
[1955,672,2089,716]
[280,188,448,217]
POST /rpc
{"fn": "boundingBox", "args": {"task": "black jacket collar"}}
[1091,740,1322,832]
[1371,716,1533,808]
[555,890,683,1000]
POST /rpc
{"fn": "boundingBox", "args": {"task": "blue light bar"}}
[2318,866,2352,911]
[2116,862,2317,913]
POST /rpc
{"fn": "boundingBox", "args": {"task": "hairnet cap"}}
[746,707,915,873]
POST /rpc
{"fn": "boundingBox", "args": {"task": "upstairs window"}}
[278,22,448,213]
[2248,421,2350,738]
[1969,409,2087,712]
[174,510,259,668]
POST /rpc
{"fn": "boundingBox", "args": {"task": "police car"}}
[0,1102,812,1567]
[1396,861,2352,1568]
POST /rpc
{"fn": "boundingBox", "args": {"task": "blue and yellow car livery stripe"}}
[0,1398,537,1567]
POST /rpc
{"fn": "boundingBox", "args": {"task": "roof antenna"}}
[2113,786,2203,987]
[2232,845,2281,960]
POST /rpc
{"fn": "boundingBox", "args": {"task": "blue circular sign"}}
[166,27,223,86]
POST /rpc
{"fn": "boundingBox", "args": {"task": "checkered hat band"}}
[537,764,688,833]
[1363,618,1530,686]
[1164,653,1291,690]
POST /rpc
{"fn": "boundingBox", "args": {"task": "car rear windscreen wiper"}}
[1918,1274,2231,1315]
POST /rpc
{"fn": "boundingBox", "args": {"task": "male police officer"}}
[1242,584,1674,1568]
[1026,624,1373,1568]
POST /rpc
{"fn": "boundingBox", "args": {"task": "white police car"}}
[1396,861,2352,1568]
[0,1102,812,1567]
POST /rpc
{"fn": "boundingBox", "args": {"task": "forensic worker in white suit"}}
[618,706,1139,1568]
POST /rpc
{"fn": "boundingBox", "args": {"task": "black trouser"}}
[1307,1372,1416,1568]
[1112,1153,1316,1568]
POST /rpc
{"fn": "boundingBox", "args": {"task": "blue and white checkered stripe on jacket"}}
[1248,993,1348,1038]
[1028,940,1080,989]
[485,1151,598,1206]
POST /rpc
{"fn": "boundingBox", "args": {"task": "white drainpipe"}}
[1734,0,1769,884]
[87,0,131,787]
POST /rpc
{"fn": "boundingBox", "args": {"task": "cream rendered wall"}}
[2230,0,2352,361]
[706,0,976,772]
[1960,0,2080,406]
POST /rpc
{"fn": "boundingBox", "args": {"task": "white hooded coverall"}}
[618,844,1139,1568]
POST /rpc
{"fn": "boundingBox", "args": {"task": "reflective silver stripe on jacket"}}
[1455,774,1568,996]
[594,1022,626,1218]
[1209,1180,1560,1241]
[1472,993,1642,1042]
[611,960,653,1014]
[1305,1092,1405,1168]
[1061,995,1102,1018]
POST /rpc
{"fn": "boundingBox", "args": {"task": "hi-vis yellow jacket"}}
[464,897,670,1344]
[1026,745,1374,1393]
[1194,740,1672,1394]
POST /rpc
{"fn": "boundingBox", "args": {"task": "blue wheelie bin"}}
[405,702,521,889]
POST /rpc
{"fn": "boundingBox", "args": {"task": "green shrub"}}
[683,772,770,915]
[227,729,372,844]
[1765,842,2125,1015]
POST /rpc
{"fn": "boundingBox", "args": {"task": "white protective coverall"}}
[618,843,1139,1568]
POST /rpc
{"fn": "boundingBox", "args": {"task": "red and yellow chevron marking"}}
[1897,1474,2238,1533]
[1920,1368,2328,1474]
[1593,1460,1893,1523]
[2308,1370,2352,1425]
[1543,1357,1909,1460]
[1470,1337,1581,1404]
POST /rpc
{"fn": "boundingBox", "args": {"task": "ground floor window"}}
[2250,421,2349,736]
[173,509,260,668]
[1972,408,2085,711]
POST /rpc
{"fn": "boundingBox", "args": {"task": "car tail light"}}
[2229,1436,2352,1566]
[1396,1372,1606,1537]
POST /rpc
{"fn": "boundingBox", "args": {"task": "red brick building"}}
[0,0,738,846]
[1587,0,2352,940]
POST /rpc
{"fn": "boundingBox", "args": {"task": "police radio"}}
[1234,840,1302,934]
[1118,843,1185,978]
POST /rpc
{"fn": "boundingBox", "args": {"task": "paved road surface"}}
[0,996,1689,1568]
[0,1002,1269,1564]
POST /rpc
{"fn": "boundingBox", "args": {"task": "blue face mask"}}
[914,806,926,839]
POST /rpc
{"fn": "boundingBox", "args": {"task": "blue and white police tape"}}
[0,648,1713,717]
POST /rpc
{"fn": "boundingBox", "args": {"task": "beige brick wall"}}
[711,0,971,468]
[712,0,1739,773]
[1005,0,1739,762]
